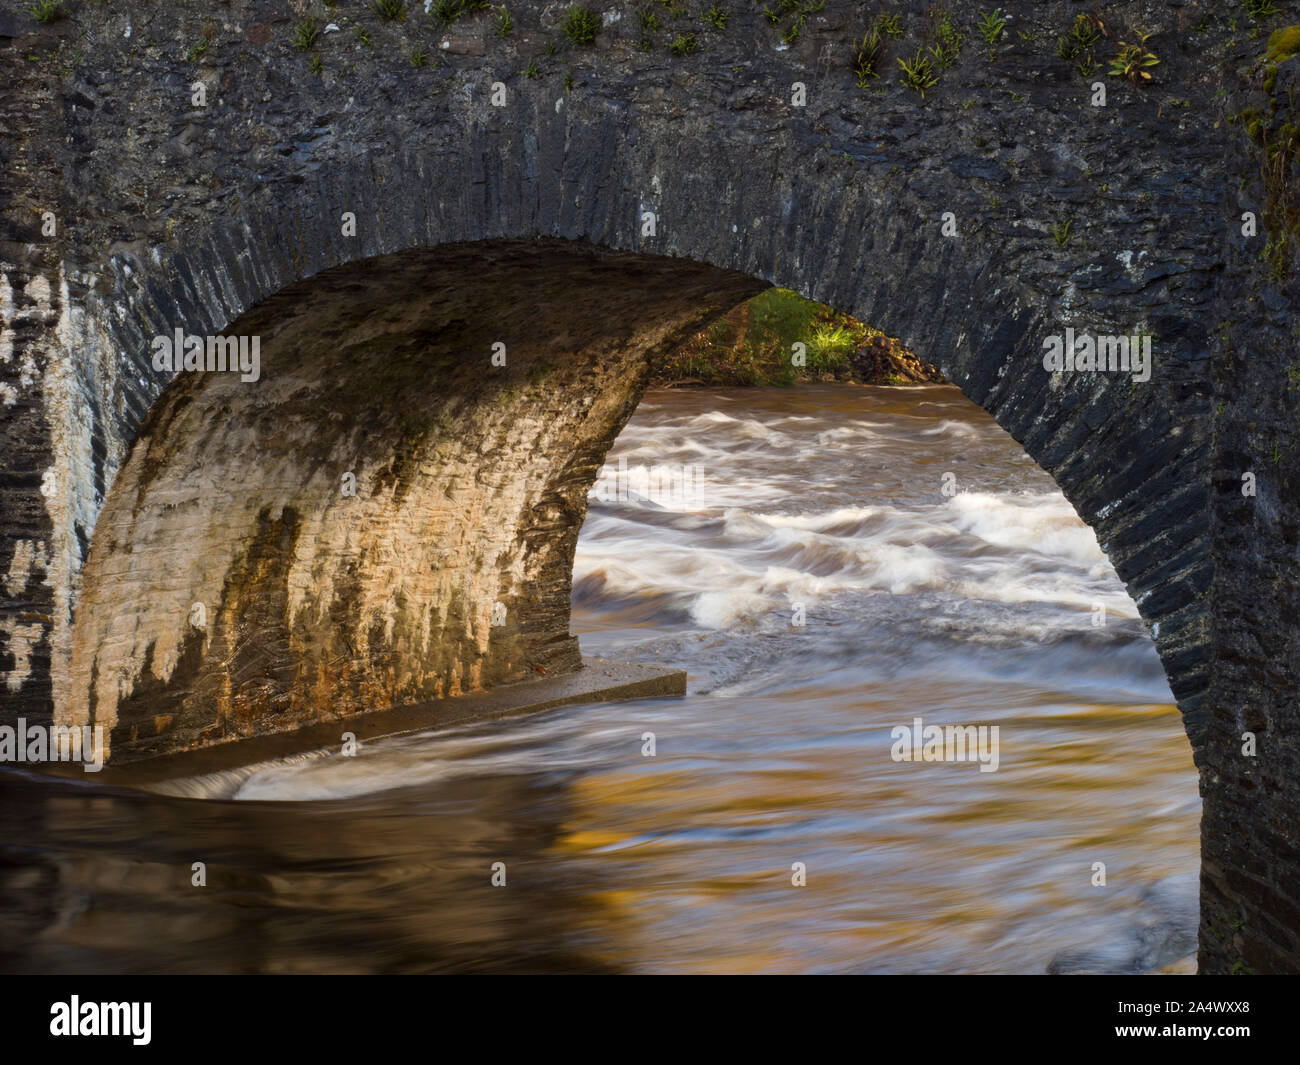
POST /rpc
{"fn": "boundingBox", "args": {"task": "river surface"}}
[0,385,1200,974]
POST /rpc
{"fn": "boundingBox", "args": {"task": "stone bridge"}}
[1,0,1298,972]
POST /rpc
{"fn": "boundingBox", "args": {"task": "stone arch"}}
[68,239,766,757]
[56,141,1210,766]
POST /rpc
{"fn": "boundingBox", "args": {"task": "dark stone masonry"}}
[0,0,1297,972]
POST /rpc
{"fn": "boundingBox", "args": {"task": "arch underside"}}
[68,241,764,759]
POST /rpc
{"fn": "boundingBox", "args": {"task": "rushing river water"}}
[0,384,1200,974]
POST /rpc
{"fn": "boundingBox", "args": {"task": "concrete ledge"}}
[79,657,685,789]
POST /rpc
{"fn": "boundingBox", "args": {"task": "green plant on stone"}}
[1051,219,1074,246]
[977,9,1005,49]
[26,1,62,23]
[409,48,428,67]
[309,54,324,75]
[1244,0,1280,20]
[930,10,963,68]
[1264,235,1289,280]
[432,0,463,26]
[1072,12,1103,50]
[878,12,903,38]
[703,5,728,30]
[1109,30,1159,84]
[898,49,939,97]
[358,26,372,46]
[806,323,857,375]
[851,25,886,87]
[294,17,321,50]
[562,5,600,45]
[523,59,540,78]
[495,6,513,38]
[637,9,658,50]
[187,38,211,62]
[763,0,820,45]
[564,71,576,91]
[374,0,407,21]
[670,32,698,55]
[1058,12,1103,71]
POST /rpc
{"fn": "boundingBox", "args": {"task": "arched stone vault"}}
[69,241,765,757]
[0,0,1295,972]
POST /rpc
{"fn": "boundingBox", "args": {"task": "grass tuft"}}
[562,5,600,45]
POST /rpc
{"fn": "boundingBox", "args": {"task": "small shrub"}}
[562,5,600,45]
[638,8,662,32]
[374,0,407,21]
[703,5,728,31]
[495,6,513,38]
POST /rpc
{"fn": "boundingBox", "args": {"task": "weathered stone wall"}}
[0,0,1297,971]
